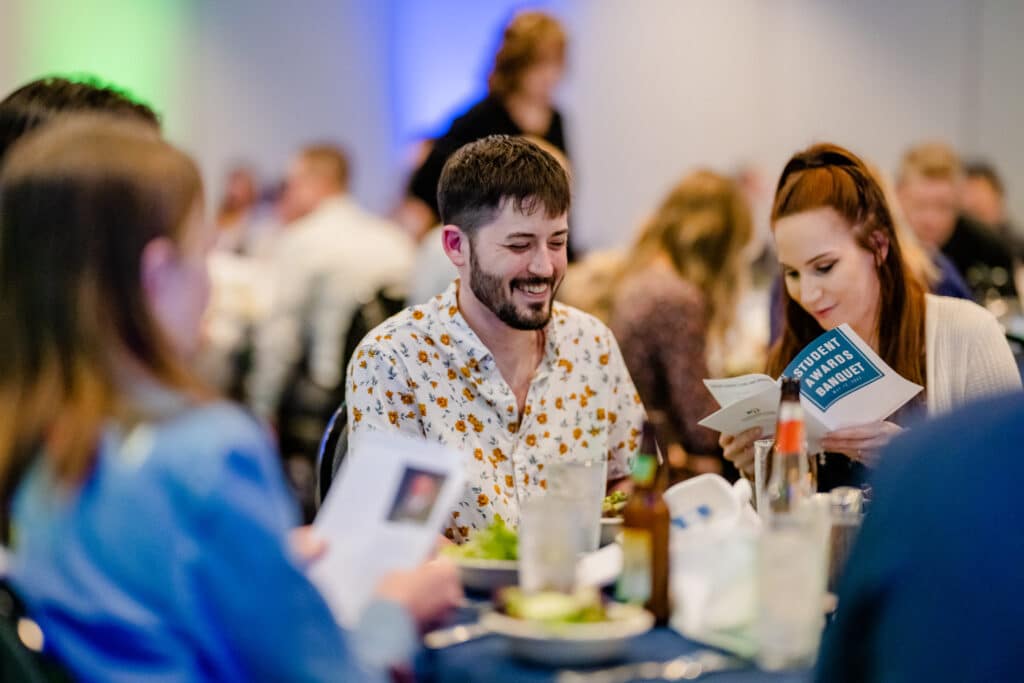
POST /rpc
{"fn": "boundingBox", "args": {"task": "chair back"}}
[315,404,349,508]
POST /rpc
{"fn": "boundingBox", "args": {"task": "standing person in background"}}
[898,141,1018,300]
[721,143,1020,489]
[604,170,753,476]
[0,116,459,682]
[249,144,413,425]
[397,10,573,257]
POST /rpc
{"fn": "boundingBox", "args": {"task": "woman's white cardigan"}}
[925,294,1022,415]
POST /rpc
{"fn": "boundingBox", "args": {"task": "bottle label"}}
[616,528,652,604]
[776,418,804,454]
[630,454,657,487]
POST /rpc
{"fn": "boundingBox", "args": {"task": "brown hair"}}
[617,170,753,348]
[300,143,349,191]
[768,143,927,390]
[0,115,206,504]
[487,11,567,99]
[897,141,961,185]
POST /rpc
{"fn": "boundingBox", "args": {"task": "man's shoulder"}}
[550,302,617,347]
[352,297,445,356]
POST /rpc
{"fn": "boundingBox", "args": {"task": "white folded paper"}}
[309,430,467,627]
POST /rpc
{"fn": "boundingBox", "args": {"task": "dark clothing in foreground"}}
[815,391,1024,683]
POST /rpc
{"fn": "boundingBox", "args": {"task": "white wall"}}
[2,0,1024,247]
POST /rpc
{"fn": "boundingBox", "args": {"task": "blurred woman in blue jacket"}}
[0,115,459,682]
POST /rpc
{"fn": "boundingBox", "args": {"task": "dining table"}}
[414,606,812,683]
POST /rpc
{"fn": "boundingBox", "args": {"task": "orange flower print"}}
[412,310,424,320]
[539,479,547,490]
[582,440,589,449]
[505,475,515,487]
[448,369,457,380]
[609,411,618,424]
[537,413,548,424]
[424,336,435,346]
[444,528,455,540]
[463,387,475,401]
[385,390,394,400]
[596,408,606,421]
[525,434,537,447]
[388,411,399,425]
[590,427,602,437]
[585,385,597,398]
[468,415,484,432]
[419,403,427,416]
[555,397,564,409]
[557,359,574,373]
[400,393,414,405]
[458,525,469,537]
[455,420,467,432]
[599,353,609,365]
[493,484,501,495]
[573,427,583,440]
[460,366,471,378]
[559,443,568,455]
[440,334,451,345]
[467,357,479,369]
[477,493,490,506]
[474,448,484,461]
[523,472,530,485]
[492,448,507,462]
[359,360,367,369]
[437,396,448,408]
[452,511,460,519]
[448,305,458,317]
[580,395,589,408]
[537,463,544,471]
[508,422,518,434]
[417,351,429,363]
[353,407,363,423]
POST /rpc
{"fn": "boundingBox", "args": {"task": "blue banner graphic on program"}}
[782,327,883,412]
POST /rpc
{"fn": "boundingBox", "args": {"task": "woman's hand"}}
[719,426,763,476]
[375,557,463,629]
[821,421,903,467]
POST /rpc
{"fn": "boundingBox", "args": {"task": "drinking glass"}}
[546,458,607,553]
[518,494,581,593]
[753,439,819,518]
[756,510,828,670]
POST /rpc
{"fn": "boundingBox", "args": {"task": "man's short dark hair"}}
[964,160,1005,197]
[437,135,571,233]
[0,76,160,163]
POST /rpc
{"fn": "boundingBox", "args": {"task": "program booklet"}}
[309,430,467,627]
[698,324,922,452]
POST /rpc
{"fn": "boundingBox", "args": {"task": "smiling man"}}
[346,135,644,540]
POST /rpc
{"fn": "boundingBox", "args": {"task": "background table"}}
[415,609,812,682]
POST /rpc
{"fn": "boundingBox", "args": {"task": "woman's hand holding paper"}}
[821,421,903,467]
[719,426,762,476]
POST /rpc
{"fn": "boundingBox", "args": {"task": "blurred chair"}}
[0,580,72,682]
[315,403,349,509]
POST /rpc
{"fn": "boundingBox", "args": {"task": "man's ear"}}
[441,225,468,267]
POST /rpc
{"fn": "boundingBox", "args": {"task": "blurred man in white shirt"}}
[249,144,413,422]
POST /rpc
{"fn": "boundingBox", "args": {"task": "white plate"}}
[481,603,653,667]
[454,558,519,593]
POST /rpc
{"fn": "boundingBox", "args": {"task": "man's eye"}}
[549,239,566,248]
[507,244,530,252]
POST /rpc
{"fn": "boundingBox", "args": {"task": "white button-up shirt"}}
[346,281,646,540]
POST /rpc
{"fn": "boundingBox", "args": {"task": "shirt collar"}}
[434,280,563,376]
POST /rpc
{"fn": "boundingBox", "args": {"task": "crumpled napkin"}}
[664,474,761,657]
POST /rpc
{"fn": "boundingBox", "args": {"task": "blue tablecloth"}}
[415,610,812,683]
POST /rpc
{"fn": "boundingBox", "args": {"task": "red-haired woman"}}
[720,143,1020,489]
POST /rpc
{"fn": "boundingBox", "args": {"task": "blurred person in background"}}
[0,116,459,682]
[0,75,159,163]
[962,160,1024,261]
[397,10,573,257]
[815,391,1024,682]
[212,163,281,257]
[601,171,754,477]
[248,143,413,430]
[721,143,1020,489]
[898,141,1018,301]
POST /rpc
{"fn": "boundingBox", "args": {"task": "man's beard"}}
[468,244,558,331]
